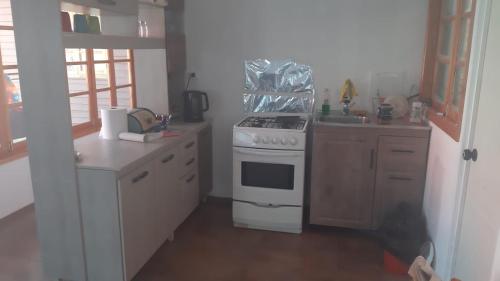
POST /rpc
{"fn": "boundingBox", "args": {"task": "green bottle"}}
[321,88,331,116]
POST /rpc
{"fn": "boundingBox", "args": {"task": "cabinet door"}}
[310,127,377,229]
[198,125,213,200]
[372,136,429,228]
[179,171,199,223]
[154,147,180,247]
[118,162,157,281]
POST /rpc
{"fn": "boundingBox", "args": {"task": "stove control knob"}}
[272,137,279,144]
[289,137,298,146]
[253,135,261,143]
[281,138,288,145]
[262,136,270,144]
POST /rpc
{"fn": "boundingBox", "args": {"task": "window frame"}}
[420,0,476,141]
[0,46,137,164]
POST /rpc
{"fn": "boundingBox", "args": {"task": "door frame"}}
[446,0,493,278]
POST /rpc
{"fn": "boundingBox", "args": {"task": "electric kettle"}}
[184,90,209,122]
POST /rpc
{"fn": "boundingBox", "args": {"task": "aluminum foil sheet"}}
[243,59,315,113]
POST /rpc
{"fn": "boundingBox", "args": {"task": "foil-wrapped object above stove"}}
[243,59,315,113]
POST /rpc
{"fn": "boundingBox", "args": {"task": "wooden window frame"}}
[420,0,476,141]
[0,47,137,164]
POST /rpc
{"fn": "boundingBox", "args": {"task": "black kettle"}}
[184,90,209,122]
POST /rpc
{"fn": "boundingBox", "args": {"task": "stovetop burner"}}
[237,116,307,130]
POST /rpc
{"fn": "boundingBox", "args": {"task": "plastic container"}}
[384,250,409,275]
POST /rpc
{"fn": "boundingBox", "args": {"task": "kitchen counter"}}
[74,120,211,176]
[313,113,431,131]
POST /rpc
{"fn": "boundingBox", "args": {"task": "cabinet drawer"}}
[178,135,198,176]
[377,136,428,171]
[180,135,197,160]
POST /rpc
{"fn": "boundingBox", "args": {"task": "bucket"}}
[384,250,409,275]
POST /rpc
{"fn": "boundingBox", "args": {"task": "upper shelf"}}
[62,32,166,49]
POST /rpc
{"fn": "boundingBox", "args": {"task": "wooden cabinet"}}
[62,0,138,15]
[372,136,429,228]
[310,127,377,229]
[198,124,213,201]
[309,125,430,230]
[119,162,157,280]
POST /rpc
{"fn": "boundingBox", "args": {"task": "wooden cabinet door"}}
[310,127,377,229]
[118,161,157,281]
[198,125,213,200]
[181,171,199,221]
[372,136,429,228]
[154,146,180,247]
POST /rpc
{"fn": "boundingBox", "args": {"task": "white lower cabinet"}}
[119,161,157,281]
[77,132,201,281]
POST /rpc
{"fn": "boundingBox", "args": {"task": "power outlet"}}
[188,72,196,79]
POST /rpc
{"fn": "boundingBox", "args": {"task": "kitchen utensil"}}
[184,90,209,122]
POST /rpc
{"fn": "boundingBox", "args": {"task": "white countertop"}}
[74,121,211,175]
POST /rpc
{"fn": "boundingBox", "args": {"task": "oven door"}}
[233,147,305,206]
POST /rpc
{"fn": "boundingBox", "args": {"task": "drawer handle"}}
[185,141,195,149]
[98,0,117,6]
[162,154,175,164]
[389,176,413,181]
[185,158,195,166]
[391,149,415,154]
[186,174,196,183]
[132,171,149,183]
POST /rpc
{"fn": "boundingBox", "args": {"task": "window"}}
[421,0,476,141]
[0,0,27,163]
[0,0,136,163]
[65,48,136,136]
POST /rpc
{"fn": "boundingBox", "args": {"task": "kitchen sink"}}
[318,114,370,124]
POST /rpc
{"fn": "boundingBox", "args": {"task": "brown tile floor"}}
[0,199,409,281]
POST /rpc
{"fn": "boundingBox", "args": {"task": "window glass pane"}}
[0,0,13,26]
[8,105,25,142]
[117,87,132,108]
[435,63,450,103]
[113,49,129,60]
[4,68,21,103]
[70,95,90,125]
[462,0,473,12]
[94,63,110,89]
[115,62,131,85]
[440,21,454,57]
[65,48,86,62]
[442,0,457,16]
[93,49,108,61]
[457,17,472,61]
[451,66,466,106]
[67,65,88,93]
[0,29,17,66]
[97,91,111,118]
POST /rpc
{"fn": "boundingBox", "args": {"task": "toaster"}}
[127,108,161,134]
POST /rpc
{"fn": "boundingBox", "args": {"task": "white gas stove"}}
[232,115,309,234]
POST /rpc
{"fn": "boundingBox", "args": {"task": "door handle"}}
[185,158,195,166]
[132,171,149,183]
[389,176,413,181]
[185,141,195,149]
[370,149,375,169]
[186,174,196,183]
[463,149,478,162]
[249,202,281,209]
[161,154,175,164]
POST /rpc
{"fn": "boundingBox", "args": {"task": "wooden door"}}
[310,127,377,229]
[155,146,180,247]
[119,162,157,281]
[454,2,500,279]
[372,136,429,228]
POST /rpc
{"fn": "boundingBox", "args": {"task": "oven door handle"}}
[249,202,282,208]
[233,147,303,158]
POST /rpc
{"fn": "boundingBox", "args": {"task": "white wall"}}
[134,49,169,114]
[423,123,462,277]
[0,157,33,219]
[185,0,428,197]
